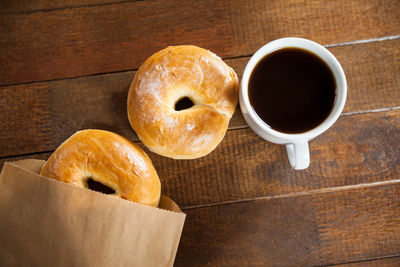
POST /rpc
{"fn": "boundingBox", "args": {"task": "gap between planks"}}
[1,106,399,159]
[222,35,400,61]
[324,254,400,267]
[1,106,399,160]
[0,0,145,17]
[1,35,400,89]
[1,150,399,211]
[228,106,400,130]
[0,150,54,160]
[182,179,400,211]
[341,106,400,116]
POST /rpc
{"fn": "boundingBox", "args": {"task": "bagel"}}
[127,45,239,159]
[40,129,161,207]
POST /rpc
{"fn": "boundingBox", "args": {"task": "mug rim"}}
[240,37,347,141]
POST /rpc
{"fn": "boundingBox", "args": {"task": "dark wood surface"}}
[0,0,124,14]
[336,256,400,266]
[177,183,400,266]
[1,40,399,157]
[1,0,399,85]
[0,1,399,266]
[1,110,399,208]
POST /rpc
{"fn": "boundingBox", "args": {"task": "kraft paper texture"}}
[0,159,185,267]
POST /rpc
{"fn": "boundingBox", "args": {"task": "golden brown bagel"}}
[127,45,239,159]
[40,129,161,207]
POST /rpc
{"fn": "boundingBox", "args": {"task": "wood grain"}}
[1,110,399,208]
[139,110,400,207]
[0,0,124,15]
[1,0,399,85]
[1,39,399,157]
[0,129,398,266]
[1,1,399,266]
[175,183,400,266]
[336,256,400,266]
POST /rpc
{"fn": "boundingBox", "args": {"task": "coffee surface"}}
[249,48,336,133]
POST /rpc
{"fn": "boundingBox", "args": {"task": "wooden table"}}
[1,1,399,266]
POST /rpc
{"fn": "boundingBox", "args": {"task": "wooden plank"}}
[175,183,400,266]
[1,39,399,157]
[0,0,399,85]
[1,110,399,208]
[144,110,400,207]
[336,256,400,266]
[0,0,122,15]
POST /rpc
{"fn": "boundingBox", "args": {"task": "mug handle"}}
[285,141,310,170]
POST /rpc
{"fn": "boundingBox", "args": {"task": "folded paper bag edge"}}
[0,159,186,267]
[10,158,45,174]
[6,159,185,214]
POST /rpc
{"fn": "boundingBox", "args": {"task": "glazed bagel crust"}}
[127,45,239,159]
[40,130,161,207]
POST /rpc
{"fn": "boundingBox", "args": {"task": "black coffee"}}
[249,48,336,133]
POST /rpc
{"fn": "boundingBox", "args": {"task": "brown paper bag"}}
[0,159,185,267]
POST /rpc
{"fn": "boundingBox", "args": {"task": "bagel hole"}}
[87,178,115,194]
[175,97,194,111]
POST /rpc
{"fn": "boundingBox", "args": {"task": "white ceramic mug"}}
[239,37,347,170]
